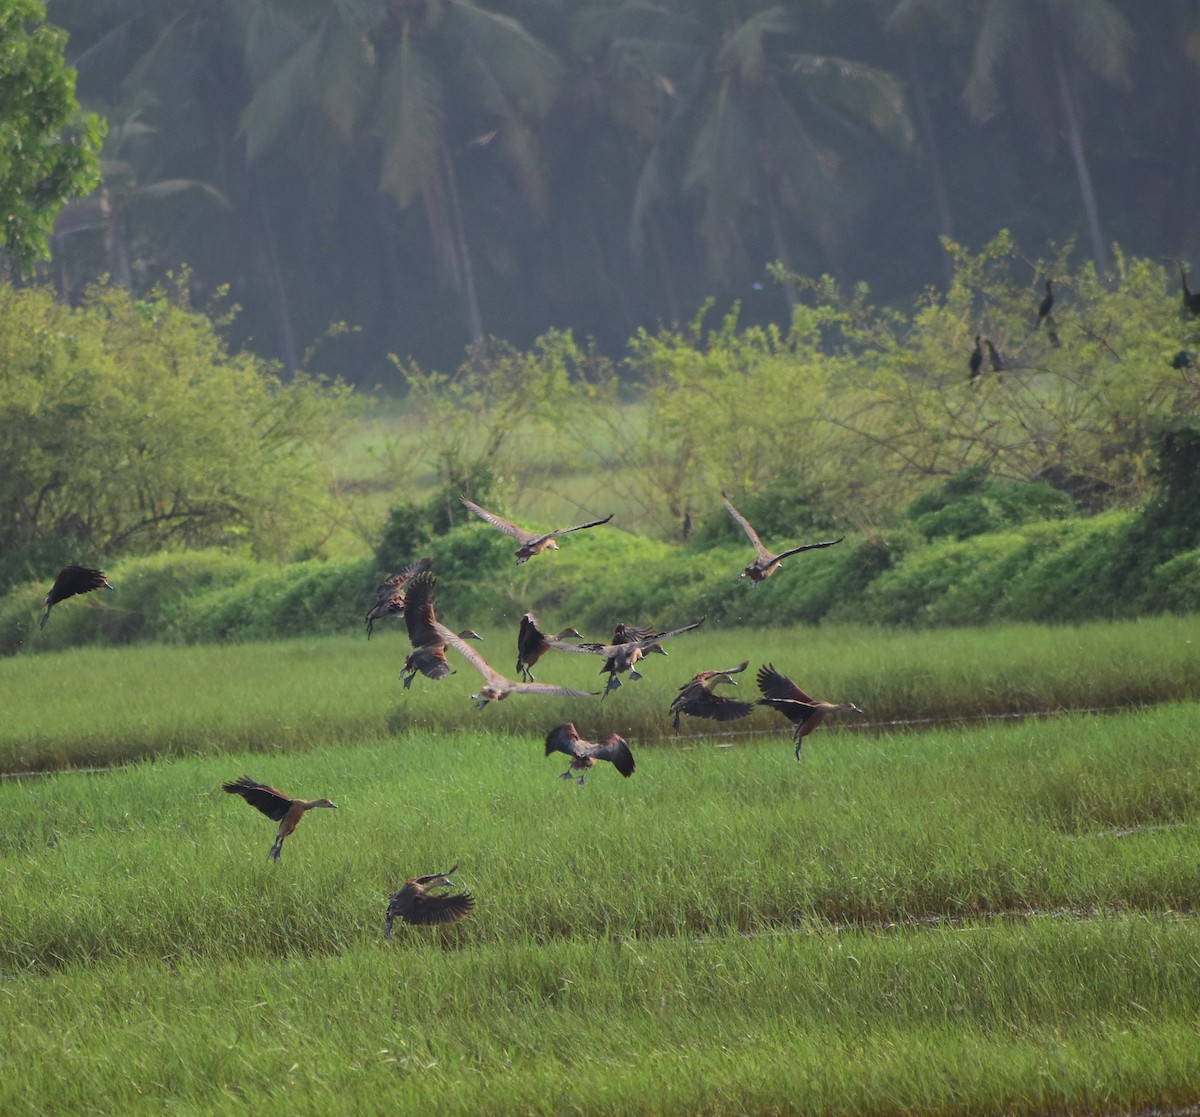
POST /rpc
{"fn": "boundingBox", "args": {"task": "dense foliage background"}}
[37,0,1200,379]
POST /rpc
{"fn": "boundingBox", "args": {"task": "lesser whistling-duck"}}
[460,495,613,563]
[721,495,843,585]
[222,775,338,862]
[436,626,595,708]
[516,613,583,681]
[756,663,862,760]
[669,660,755,732]
[40,566,114,629]
[364,556,433,638]
[384,865,474,936]
[544,722,636,784]
[400,571,482,688]
[547,617,705,696]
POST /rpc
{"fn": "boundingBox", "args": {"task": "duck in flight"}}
[399,572,482,688]
[364,556,433,638]
[669,660,755,732]
[544,723,636,784]
[721,495,843,584]
[460,496,613,563]
[40,566,114,629]
[756,663,863,761]
[547,617,705,695]
[222,775,338,862]
[384,865,474,936]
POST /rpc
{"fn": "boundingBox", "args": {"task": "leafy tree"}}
[0,0,103,273]
[0,278,351,578]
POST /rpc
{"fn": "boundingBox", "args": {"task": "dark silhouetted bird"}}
[548,617,705,695]
[669,660,755,732]
[721,495,843,584]
[515,613,583,681]
[1180,264,1200,317]
[40,566,114,629]
[1171,350,1196,370]
[1036,279,1054,328]
[222,776,338,862]
[986,339,1005,372]
[384,866,474,936]
[545,723,636,784]
[399,572,482,688]
[460,496,613,563]
[968,335,983,381]
[364,556,433,638]
[756,663,862,761]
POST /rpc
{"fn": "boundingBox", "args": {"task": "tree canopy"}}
[0,0,102,273]
[0,278,350,581]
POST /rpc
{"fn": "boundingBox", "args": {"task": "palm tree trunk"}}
[904,41,955,287]
[1053,45,1110,276]
[254,179,300,376]
[440,148,484,352]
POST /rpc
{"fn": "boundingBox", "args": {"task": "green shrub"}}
[906,467,1074,541]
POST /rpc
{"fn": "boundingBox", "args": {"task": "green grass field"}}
[2,615,1199,773]
[4,614,1200,1113]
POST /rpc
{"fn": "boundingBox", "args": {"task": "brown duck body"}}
[40,566,114,629]
[384,865,474,936]
[400,572,481,688]
[756,663,862,761]
[365,556,433,637]
[548,617,704,695]
[545,723,635,784]
[222,775,338,861]
[516,613,583,681]
[460,495,613,563]
[721,495,843,584]
[669,660,755,732]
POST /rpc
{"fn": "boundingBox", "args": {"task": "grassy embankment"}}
[3,692,1200,1114]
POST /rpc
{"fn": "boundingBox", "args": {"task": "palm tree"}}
[593,1,912,300]
[895,0,1133,276]
[238,0,564,351]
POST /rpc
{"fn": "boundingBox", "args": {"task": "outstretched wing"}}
[387,887,475,927]
[641,616,705,644]
[41,566,113,627]
[721,496,770,559]
[545,722,584,759]
[671,686,755,724]
[438,622,503,684]
[403,571,441,646]
[774,538,845,562]
[512,680,595,700]
[587,734,636,777]
[612,623,658,645]
[757,663,817,706]
[222,776,291,821]
[544,512,614,539]
[546,638,614,657]
[460,496,530,542]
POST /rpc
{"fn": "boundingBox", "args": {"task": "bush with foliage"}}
[0,279,351,583]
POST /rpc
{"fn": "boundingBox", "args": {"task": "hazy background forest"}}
[40,0,1200,381]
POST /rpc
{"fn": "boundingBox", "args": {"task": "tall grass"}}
[2,615,1199,773]
[2,703,1200,1113]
